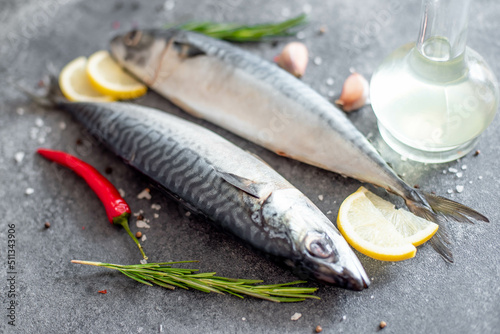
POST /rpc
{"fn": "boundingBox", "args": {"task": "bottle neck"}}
[416,0,471,61]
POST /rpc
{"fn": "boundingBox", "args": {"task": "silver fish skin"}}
[110,29,489,262]
[50,99,370,290]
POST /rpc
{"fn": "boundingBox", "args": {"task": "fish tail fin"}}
[13,76,64,108]
[405,190,489,263]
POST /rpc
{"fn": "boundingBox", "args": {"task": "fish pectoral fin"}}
[172,40,206,59]
[215,170,262,199]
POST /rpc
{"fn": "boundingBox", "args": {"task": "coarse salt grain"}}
[342,315,347,321]
[140,259,148,265]
[163,0,175,11]
[326,210,332,214]
[302,3,312,13]
[136,220,151,229]
[296,31,306,40]
[456,185,464,193]
[154,213,159,219]
[327,90,335,97]
[185,211,191,217]
[242,317,246,321]
[291,313,302,321]
[118,188,126,197]
[16,107,25,115]
[14,152,25,163]
[141,234,147,242]
[25,188,34,195]
[151,203,161,210]
[35,118,44,127]
[461,165,467,170]
[478,176,483,180]
[447,189,453,194]
[326,78,334,86]
[313,56,322,65]
[318,195,324,201]
[137,188,151,200]
[59,122,66,130]
[448,167,458,173]
[456,172,463,178]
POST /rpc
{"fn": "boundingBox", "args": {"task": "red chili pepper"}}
[37,148,147,260]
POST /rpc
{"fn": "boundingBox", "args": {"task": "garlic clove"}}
[335,72,370,112]
[274,42,309,78]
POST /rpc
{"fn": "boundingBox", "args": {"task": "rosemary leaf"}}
[72,260,319,302]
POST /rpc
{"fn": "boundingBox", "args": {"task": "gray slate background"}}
[0,0,499,333]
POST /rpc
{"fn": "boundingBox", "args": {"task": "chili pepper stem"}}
[113,213,148,260]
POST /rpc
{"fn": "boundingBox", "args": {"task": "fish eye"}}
[305,232,337,260]
[124,30,143,47]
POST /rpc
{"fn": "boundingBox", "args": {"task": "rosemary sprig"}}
[71,260,319,302]
[167,13,308,42]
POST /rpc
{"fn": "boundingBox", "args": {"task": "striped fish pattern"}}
[56,100,370,290]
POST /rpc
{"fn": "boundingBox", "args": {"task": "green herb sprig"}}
[167,13,308,42]
[72,260,319,302]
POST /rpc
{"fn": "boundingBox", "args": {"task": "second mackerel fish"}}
[110,29,489,262]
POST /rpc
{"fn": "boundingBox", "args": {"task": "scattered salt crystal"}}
[140,259,148,265]
[456,172,463,178]
[185,211,191,217]
[469,181,473,184]
[402,173,406,177]
[302,3,312,13]
[442,170,447,174]
[400,156,408,161]
[242,317,246,321]
[136,220,151,229]
[313,56,322,65]
[141,234,147,242]
[133,210,144,217]
[371,295,374,299]
[326,78,334,86]
[59,122,66,130]
[342,315,347,321]
[25,188,34,195]
[137,327,143,333]
[163,0,175,11]
[137,188,151,200]
[456,185,464,193]
[478,176,483,180]
[14,152,25,163]
[318,195,324,201]
[37,137,45,144]
[151,203,161,210]
[448,167,458,173]
[327,90,335,97]
[35,118,44,127]
[447,189,453,194]
[16,107,25,115]
[154,213,159,219]
[30,127,39,139]
[326,210,332,214]
[333,200,337,204]
[118,188,126,197]
[291,313,302,321]
[296,31,306,40]
[281,7,291,17]
[461,165,467,170]
[349,67,356,73]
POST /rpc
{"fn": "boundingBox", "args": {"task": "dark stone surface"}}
[0,0,499,333]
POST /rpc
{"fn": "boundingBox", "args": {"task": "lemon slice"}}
[337,188,417,261]
[363,188,439,246]
[59,57,115,102]
[86,50,147,100]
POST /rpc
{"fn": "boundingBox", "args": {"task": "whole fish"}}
[110,29,489,262]
[32,89,370,291]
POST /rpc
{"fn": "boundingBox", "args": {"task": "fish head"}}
[110,29,174,85]
[261,189,370,291]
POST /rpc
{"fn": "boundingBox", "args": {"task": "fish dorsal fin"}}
[215,170,261,199]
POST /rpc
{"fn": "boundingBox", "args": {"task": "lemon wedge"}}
[59,56,115,102]
[86,50,147,100]
[362,188,439,246]
[337,187,439,261]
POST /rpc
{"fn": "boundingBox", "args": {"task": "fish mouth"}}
[315,266,370,291]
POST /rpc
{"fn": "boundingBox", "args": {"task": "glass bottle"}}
[370,0,499,163]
